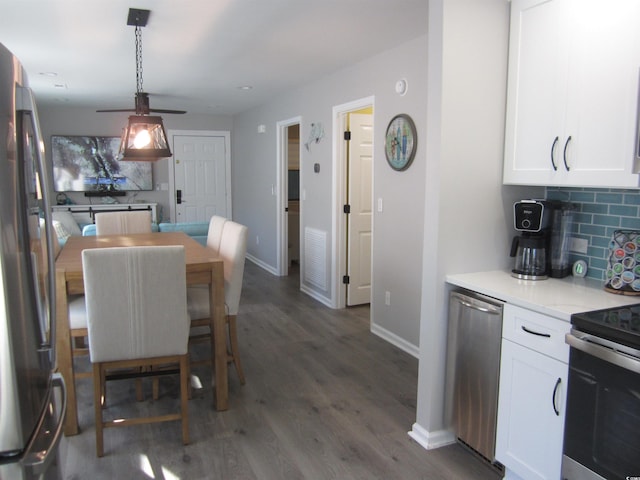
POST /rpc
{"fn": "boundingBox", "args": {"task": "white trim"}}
[276,116,302,277]
[370,322,419,358]
[246,253,279,276]
[300,284,333,308]
[331,96,375,309]
[408,423,456,451]
[167,129,231,223]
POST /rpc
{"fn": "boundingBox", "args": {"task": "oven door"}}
[563,330,640,480]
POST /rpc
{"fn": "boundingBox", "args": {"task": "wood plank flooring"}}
[58,262,502,480]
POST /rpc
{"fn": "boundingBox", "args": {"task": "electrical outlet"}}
[569,237,588,254]
[385,291,391,306]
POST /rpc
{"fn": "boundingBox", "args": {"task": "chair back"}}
[206,215,227,254]
[82,246,189,363]
[219,221,248,316]
[95,211,152,235]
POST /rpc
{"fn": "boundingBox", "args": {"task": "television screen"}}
[51,135,153,192]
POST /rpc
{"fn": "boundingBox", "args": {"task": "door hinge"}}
[343,204,350,214]
[343,275,350,284]
[344,130,351,141]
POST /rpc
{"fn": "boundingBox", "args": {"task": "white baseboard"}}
[300,284,333,308]
[370,322,419,358]
[408,423,456,451]
[246,254,278,276]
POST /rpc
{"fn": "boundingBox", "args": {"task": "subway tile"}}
[621,217,640,229]
[581,203,608,214]
[623,194,640,206]
[595,192,624,204]
[592,215,621,227]
[609,204,639,217]
[580,224,607,236]
[568,191,595,203]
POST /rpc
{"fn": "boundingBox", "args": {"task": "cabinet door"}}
[503,0,568,185]
[504,0,640,188]
[495,339,568,480]
[563,0,640,187]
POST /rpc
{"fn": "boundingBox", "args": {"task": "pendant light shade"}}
[119,115,171,161]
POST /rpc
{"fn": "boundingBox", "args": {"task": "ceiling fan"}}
[96,8,187,115]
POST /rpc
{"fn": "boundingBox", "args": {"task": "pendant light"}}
[117,9,173,161]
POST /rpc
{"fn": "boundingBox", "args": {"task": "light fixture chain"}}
[135,24,143,94]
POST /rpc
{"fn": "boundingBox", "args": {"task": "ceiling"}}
[0,0,428,115]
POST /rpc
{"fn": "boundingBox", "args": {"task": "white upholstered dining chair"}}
[187,220,248,384]
[82,245,191,457]
[94,210,152,235]
[206,215,227,255]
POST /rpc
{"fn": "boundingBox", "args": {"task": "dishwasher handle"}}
[450,292,503,315]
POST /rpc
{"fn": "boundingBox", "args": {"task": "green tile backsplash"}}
[546,187,640,282]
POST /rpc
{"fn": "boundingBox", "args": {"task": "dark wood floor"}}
[58,262,502,480]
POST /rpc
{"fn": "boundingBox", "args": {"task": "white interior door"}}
[347,113,373,306]
[173,134,228,223]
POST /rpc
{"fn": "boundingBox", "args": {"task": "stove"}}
[570,303,640,349]
[563,304,640,480]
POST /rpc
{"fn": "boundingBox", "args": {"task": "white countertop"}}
[446,270,640,321]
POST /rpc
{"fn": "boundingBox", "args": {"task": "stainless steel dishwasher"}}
[447,290,504,464]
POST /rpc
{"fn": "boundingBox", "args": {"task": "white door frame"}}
[277,116,302,276]
[331,96,375,309]
[167,129,232,223]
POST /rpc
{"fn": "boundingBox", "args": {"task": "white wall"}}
[37,106,231,221]
[231,35,428,351]
[411,0,543,449]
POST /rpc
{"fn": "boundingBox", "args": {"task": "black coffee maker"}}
[510,200,551,280]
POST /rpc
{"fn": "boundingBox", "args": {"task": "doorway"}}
[168,130,231,223]
[332,97,374,309]
[277,117,302,277]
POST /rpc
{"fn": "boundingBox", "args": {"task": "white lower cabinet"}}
[496,304,569,480]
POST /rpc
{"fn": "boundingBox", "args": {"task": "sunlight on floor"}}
[139,454,182,480]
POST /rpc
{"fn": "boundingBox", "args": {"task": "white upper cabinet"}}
[503,0,640,187]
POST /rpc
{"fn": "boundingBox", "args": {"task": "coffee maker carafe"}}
[510,200,550,280]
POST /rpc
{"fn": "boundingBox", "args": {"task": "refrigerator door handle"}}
[17,86,57,361]
[20,373,66,477]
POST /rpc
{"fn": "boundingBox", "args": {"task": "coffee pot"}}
[510,200,551,280]
[510,235,548,279]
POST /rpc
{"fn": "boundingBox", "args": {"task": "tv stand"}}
[51,202,158,224]
[84,191,126,197]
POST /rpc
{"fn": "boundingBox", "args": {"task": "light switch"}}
[377,198,383,212]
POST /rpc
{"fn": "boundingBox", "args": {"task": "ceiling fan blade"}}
[96,108,136,113]
[148,108,187,114]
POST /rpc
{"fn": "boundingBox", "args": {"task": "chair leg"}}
[228,315,245,384]
[179,355,190,445]
[93,363,104,457]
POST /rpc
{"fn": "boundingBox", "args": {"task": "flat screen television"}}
[51,135,153,193]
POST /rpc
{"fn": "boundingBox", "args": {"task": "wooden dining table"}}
[55,231,227,436]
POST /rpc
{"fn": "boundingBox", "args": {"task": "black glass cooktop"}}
[571,304,640,349]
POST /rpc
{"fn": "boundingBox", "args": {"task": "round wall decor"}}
[385,114,417,171]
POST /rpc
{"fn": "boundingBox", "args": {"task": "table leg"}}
[55,269,79,435]
[210,262,228,410]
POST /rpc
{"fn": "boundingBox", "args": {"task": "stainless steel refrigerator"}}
[0,42,66,480]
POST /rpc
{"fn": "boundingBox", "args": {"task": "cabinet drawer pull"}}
[563,136,572,171]
[552,377,561,416]
[550,136,559,171]
[521,325,551,338]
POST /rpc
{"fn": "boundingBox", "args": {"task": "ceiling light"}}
[117,8,172,162]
